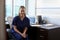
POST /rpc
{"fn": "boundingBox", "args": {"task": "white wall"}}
[37,0,60,8]
[36,9,60,25]
[36,0,60,25]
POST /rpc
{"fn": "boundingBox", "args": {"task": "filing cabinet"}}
[40,28,48,40]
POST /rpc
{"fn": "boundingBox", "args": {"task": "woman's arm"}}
[23,27,28,34]
[23,18,30,37]
[13,25,22,35]
[13,25,27,38]
[23,18,30,34]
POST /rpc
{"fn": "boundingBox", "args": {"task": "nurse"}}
[11,6,30,40]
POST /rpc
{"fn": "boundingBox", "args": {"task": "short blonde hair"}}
[20,6,25,9]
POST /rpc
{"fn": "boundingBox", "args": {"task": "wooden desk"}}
[28,24,60,40]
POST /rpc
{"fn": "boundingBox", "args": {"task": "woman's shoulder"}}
[13,16,19,20]
[25,17,30,20]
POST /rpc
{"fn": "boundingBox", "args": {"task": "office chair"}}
[7,16,16,40]
[7,16,13,29]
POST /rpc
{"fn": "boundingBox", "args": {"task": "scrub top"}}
[11,16,30,40]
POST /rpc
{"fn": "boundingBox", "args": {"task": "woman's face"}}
[19,8,25,18]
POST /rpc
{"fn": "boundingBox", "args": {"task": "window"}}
[13,0,25,17]
[27,0,36,24]
[5,0,25,21]
[5,0,12,21]
[5,0,36,24]
[37,0,60,8]
[36,0,60,16]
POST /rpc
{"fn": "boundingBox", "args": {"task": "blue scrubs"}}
[11,16,30,40]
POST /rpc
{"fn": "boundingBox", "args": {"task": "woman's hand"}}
[19,27,28,38]
[20,32,27,38]
[23,32,27,38]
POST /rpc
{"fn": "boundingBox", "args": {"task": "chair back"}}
[7,16,13,29]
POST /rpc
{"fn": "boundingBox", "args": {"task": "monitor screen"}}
[29,17,35,25]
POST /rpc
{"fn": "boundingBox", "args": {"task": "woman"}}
[11,6,30,40]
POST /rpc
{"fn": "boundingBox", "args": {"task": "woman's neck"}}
[20,16,25,21]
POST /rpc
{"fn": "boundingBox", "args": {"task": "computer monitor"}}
[29,17,35,25]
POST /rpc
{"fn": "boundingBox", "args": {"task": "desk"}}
[28,24,60,40]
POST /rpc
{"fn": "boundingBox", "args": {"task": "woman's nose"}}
[21,12,24,13]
